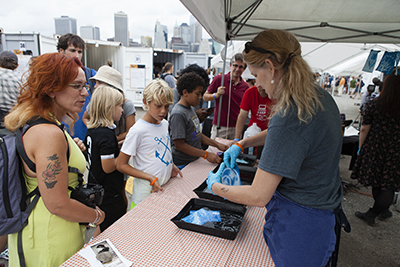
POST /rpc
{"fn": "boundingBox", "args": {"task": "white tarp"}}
[184,0,400,76]
[180,0,400,44]
[210,41,400,76]
[301,43,400,76]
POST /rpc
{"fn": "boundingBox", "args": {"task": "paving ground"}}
[1,92,398,267]
[332,94,400,267]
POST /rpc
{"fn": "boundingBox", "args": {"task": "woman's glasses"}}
[69,83,90,92]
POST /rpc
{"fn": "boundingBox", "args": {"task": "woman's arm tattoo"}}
[42,154,63,189]
[221,187,229,193]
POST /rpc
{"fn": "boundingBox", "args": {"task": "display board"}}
[129,64,146,89]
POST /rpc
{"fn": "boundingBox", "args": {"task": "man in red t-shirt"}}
[234,85,272,140]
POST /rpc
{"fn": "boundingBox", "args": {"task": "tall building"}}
[189,15,202,44]
[198,39,212,54]
[54,16,77,35]
[171,37,189,51]
[212,39,222,55]
[178,23,190,45]
[172,38,190,52]
[114,12,129,46]
[154,21,168,49]
[80,26,100,40]
[141,36,152,47]
[173,21,179,37]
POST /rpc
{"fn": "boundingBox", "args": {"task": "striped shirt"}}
[0,68,21,126]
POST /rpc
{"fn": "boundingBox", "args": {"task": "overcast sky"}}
[0,0,210,42]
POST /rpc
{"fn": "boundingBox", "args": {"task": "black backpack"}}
[160,73,172,80]
[0,118,79,267]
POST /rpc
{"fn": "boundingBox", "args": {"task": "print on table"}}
[91,240,125,267]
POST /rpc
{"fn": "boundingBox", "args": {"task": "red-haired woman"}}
[5,53,105,266]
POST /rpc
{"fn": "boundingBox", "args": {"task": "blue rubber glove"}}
[207,163,225,194]
[223,144,242,168]
[357,146,361,155]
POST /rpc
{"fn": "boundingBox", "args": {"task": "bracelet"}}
[204,151,208,159]
[233,138,240,141]
[150,177,158,186]
[212,93,217,99]
[89,207,101,227]
[235,142,244,153]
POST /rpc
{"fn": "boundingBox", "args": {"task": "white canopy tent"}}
[180,0,400,45]
[210,41,256,79]
[211,41,400,81]
[301,43,400,76]
[181,0,400,129]
[192,0,400,77]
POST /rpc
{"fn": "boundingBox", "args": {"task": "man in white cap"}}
[83,65,136,142]
[0,51,21,132]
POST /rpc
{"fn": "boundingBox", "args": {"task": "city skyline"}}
[0,0,210,43]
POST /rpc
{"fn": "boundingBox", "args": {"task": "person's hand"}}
[205,107,214,116]
[216,142,229,152]
[216,86,225,97]
[228,139,239,146]
[206,152,222,164]
[207,163,225,194]
[196,108,209,122]
[171,164,183,178]
[118,140,124,149]
[223,144,242,168]
[151,180,163,193]
[73,137,86,152]
[357,146,361,155]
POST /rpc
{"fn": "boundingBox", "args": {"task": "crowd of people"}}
[0,29,398,267]
[317,73,366,99]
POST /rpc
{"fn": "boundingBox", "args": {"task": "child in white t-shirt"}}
[116,79,183,208]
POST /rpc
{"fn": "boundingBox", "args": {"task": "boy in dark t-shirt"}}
[169,73,228,169]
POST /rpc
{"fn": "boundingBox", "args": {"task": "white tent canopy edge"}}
[180,0,400,44]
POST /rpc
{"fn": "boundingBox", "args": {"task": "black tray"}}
[236,153,257,167]
[171,198,247,240]
[194,165,256,203]
[216,153,257,168]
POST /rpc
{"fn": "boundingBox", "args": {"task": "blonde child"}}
[85,86,126,231]
[116,79,182,208]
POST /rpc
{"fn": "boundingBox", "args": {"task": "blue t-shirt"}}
[258,87,343,210]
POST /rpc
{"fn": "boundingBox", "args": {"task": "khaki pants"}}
[210,124,236,140]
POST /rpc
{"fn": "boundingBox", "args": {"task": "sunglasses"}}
[244,42,276,57]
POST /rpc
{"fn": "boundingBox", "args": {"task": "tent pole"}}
[332,75,336,97]
[216,39,229,137]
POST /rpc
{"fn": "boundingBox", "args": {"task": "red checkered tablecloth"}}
[62,153,275,267]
